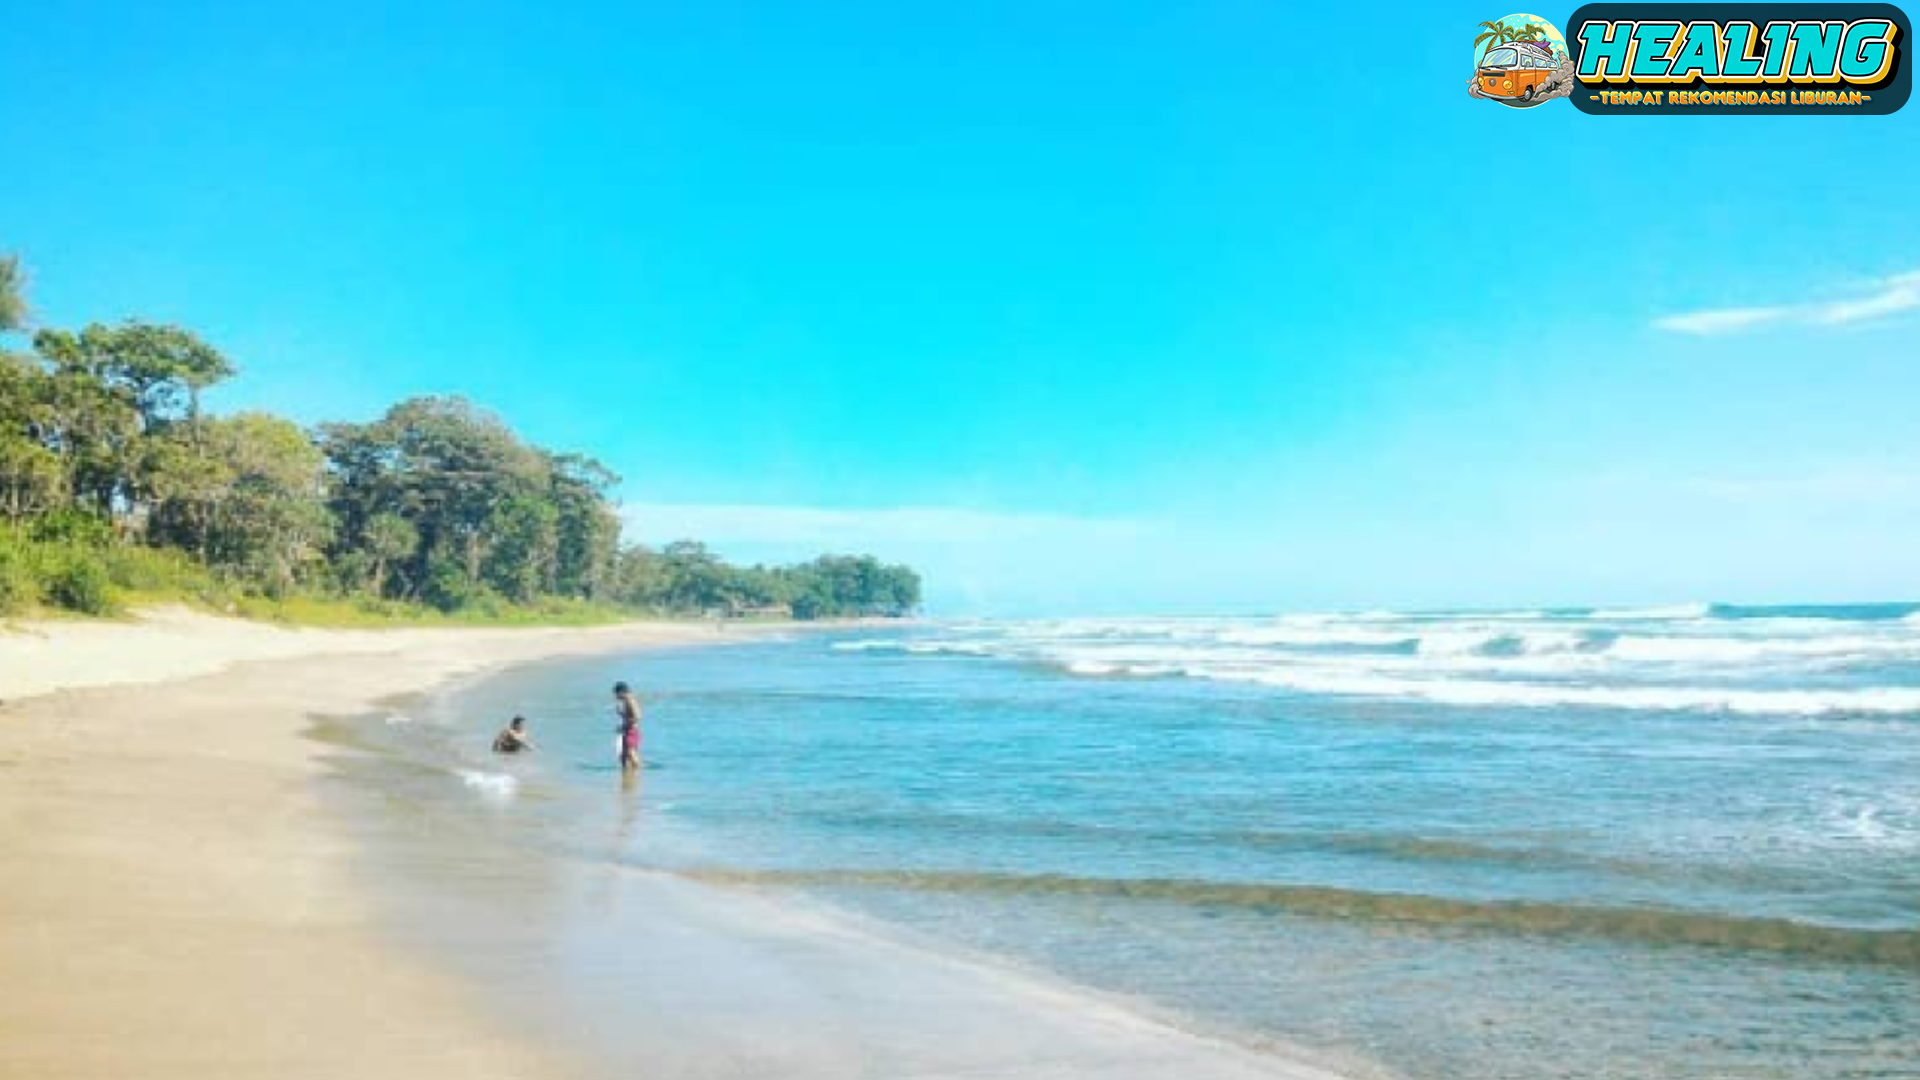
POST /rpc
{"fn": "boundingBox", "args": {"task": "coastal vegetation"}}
[0,253,920,622]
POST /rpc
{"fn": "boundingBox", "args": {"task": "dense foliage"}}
[0,255,920,620]
[616,542,922,619]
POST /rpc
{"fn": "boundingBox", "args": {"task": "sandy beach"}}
[0,609,1347,1080]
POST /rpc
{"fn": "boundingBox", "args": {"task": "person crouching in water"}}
[492,716,535,754]
[613,682,643,771]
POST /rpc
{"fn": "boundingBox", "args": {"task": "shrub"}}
[421,558,481,613]
[45,549,116,615]
[96,542,226,606]
[354,595,401,617]
[0,540,35,614]
[28,508,116,548]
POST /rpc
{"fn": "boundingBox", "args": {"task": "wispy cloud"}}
[1580,459,1920,511]
[1686,464,1920,508]
[620,502,1152,550]
[1654,269,1920,335]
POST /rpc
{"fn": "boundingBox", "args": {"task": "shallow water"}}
[383,606,1920,1079]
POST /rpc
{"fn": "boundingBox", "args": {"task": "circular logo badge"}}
[1469,13,1572,109]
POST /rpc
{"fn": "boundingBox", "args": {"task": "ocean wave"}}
[831,639,994,657]
[1179,666,1920,715]
[1063,659,1180,678]
[830,612,1920,714]
[1212,625,1616,657]
[1605,634,1920,664]
[1585,602,1714,621]
[1413,629,1612,658]
[1216,626,1416,648]
[1712,602,1920,623]
[1075,631,1912,670]
[682,866,1920,967]
[1277,608,1550,625]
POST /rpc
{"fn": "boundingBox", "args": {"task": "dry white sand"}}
[0,609,1355,1080]
[0,604,686,704]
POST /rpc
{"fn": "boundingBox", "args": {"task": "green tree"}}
[655,539,728,611]
[611,544,675,609]
[0,253,929,618]
[319,396,548,603]
[547,452,622,600]
[880,563,923,615]
[0,254,27,333]
[0,352,66,519]
[779,554,921,618]
[482,494,560,602]
[13,323,237,522]
[146,413,332,594]
[362,512,418,598]
[33,322,234,428]
[21,345,143,518]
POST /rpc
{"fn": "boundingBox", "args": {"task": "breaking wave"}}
[1181,667,1920,715]
[835,603,1920,717]
[1585,602,1714,621]
[832,639,994,657]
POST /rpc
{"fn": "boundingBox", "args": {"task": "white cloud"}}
[1654,269,1920,335]
[1651,306,1789,335]
[620,502,1152,549]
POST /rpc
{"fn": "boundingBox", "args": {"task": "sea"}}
[360,602,1920,1080]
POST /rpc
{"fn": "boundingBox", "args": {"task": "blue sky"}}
[3,1,1916,614]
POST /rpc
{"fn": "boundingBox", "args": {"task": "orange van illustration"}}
[1469,15,1572,109]
[1477,40,1560,101]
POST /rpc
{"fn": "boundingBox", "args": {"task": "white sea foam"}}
[384,713,413,725]
[911,641,994,656]
[1216,625,1414,648]
[832,639,902,652]
[1816,789,1920,852]
[832,608,1920,716]
[1414,629,1600,657]
[1063,657,1180,677]
[1607,634,1920,664]
[832,639,994,657]
[460,770,518,799]
[1177,665,1920,715]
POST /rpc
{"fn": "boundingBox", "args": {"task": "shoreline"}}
[0,610,1349,1080]
[0,611,771,1080]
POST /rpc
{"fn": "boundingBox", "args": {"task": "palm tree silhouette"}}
[1475,18,1552,61]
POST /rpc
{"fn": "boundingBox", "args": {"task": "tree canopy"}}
[0,252,922,620]
[0,255,26,332]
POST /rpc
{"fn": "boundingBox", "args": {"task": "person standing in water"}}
[613,681,643,771]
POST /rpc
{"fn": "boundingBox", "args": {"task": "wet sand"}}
[0,612,1349,1080]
